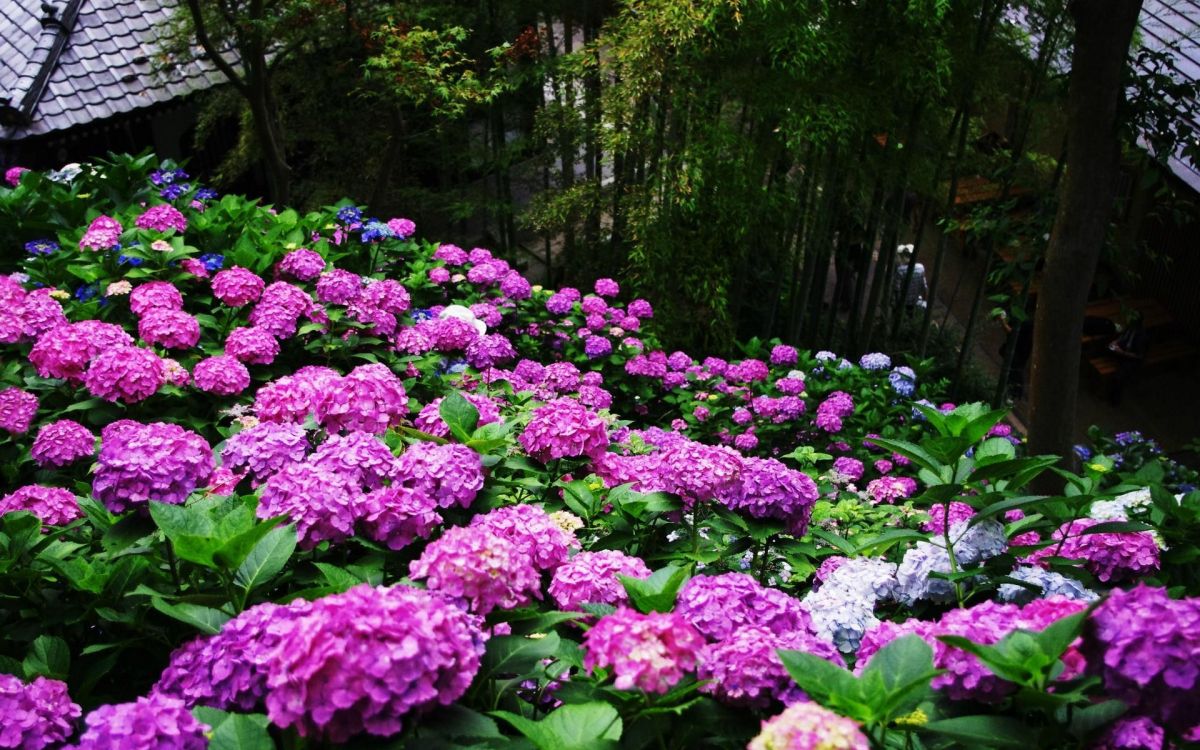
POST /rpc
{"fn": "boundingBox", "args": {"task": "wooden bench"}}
[1087,337,1199,378]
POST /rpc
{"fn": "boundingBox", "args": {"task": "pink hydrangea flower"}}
[74,694,208,750]
[193,355,251,395]
[0,387,37,434]
[31,419,96,467]
[749,701,869,750]
[549,550,651,611]
[4,166,29,186]
[518,398,609,463]
[584,607,704,693]
[129,281,183,315]
[84,346,166,403]
[79,215,123,250]
[137,308,201,350]
[469,504,579,571]
[314,363,407,434]
[277,248,326,281]
[225,326,280,364]
[211,267,266,307]
[0,485,82,526]
[135,204,188,232]
[0,674,81,750]
[410,525,541,614]
[394,441,484,509]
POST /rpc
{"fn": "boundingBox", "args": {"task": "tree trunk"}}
[1027,0,1143,479]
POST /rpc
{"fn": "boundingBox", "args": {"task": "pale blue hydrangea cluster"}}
[802,557,898,654]
[997,565,1098,604]
[894,519,1007,606]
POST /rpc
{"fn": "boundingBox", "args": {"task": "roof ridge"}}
[0,0,86,125]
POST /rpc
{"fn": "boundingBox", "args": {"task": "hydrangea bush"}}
[0,156,1196,749]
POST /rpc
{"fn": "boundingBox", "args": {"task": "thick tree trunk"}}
[1027,0,1143,478]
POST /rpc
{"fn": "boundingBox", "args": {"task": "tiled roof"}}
[1138,0,1200,191]
[0,0,228,141]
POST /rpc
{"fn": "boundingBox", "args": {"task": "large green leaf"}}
[493,702,622,750]
[619,564,690,613]
[234,526,296,593]
[440,391,480,443]
[478,632,564,683]
[922,715,1034,748]
[23,635,70,681]
[151,599,231,634]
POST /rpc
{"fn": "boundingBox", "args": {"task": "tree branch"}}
[183,0,249,95]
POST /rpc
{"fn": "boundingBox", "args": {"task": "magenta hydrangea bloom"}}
[594,277,620,297]
[831,456,864,482]
[658,440,744,505]
[470,504,579,571]
[433,243,468,264]
[79,215,123,250]
[358,486,441,550]
[4,165,29,186]
[627,299,653,318]
[1029,518,1160,583]
[410,525,541,614]
[30,322,132,381]
[583,607,704,693]
[549,550,652,611]
[249,281,311,338]
[192,355,251,395]
[94,421,212,513]
[698,626,843,708]
[258,462,359,548]
[1083,584,1200,731]
[137,308,200,350]
[262,585,484,741]
[31,419,96,467]
[128,281,183,315]
[0,387,37,434]
[0,485,81,527]
[310,431,400,490]
[748,701,869,750]
[221,422,308,482]
[278,248,326,281]
[396,439,484,508]
[518,398,609,463]
[73,694,207,750]
[865,476,916,505]
[1094,717,1166,750]
[84,346,166,403]
[225,326,280,365]
[211,267,265,307]
[253,366,340,423]
[543,362,581,393]
[465,333,517,369]
[718,456,818,535]
[135,204,188,233]
[0,673,81,750]
[17,290,68,338]
[388,217,416,238]
[500,271,531,299]
[315,363,407,434]
[154,600,308,711]
[815,391,854,433]
[315,269,363,305]
[677,574,812,642]
[769,344,799,366]
[360,279,411,316]
[923,501,976,533]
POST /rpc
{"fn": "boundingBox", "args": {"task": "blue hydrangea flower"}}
[436,358,469,377]
[888,367,916,397]
[150,168,189,186]
[336,206,363,224]
[360,219,395,243]
[199,253,225,271]
[1114,431,1143,446]
[1073,444,1092,461]
[859,352,892,370]
[74,284,99,302]
[196,187,218,201]
[997,566,1098,604]
[25,238,59,255]
[160,183,191,200]
[410,308,434,322]
[117,254,144,267]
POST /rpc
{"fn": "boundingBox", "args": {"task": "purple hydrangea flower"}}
[315,364,407,434]
[410,525,541,614]
[584,607,704,693]
[211,267,265,307]
[278,248,326,281]
[698,626,843,708]
[74,693,208,750]
[519,398,609,463]
[193,355,250,395]
[31,419,96,467]
[0,387,38,435]
[257,462,359,547]
[718,456,818,535]
[0,674,81,750]
[358,486,441,550]
[224,326,280,365]
[0,485,82,527]
[469,504,579,571]
[549,550,651,611]
[84,346,166,404]
[309,431,401,491]
[221,422,309,483]
[261,585,485,742]
[394,441,483,509]
[94,421,212,513]
[253,366,340,424]
[677,573,811,642]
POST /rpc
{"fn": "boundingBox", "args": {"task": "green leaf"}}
[974,437,1017,465]
[1068,699,1127,740]
[858,635,938,718]
[23,636,70,681]
[860,437,943,474]
[853,529,929,555]
[493,702,621,750]
[777,649,869,720]
[439,391,480,443]
[102,513,155,552]
[1076,521,1155,535]
[214,516,283,570]
[478,632,563,683]
[234,526,296,593]
[208,712,273,750]
[619,564,690,613]
[151,598,231,634]
[314,563,363,592]
[922,715,1034,748]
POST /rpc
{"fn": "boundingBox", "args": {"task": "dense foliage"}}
[0,157,1197,749]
